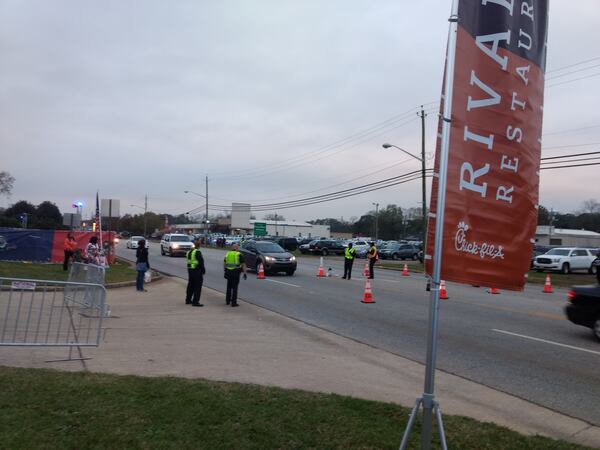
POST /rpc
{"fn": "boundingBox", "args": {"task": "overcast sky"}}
[1,1,599,223]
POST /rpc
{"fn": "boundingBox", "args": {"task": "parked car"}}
[312,240,346,256]
[533,247,597,274]
[240,240,297,275]
[160,233,194,256]
[379,243,420,260]
[299,240,317,254]
[531,245,556,268]
[565,284,600,341]
[273,237,298,252]
[126,236,147,249]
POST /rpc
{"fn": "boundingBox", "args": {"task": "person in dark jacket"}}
[342,242,356,280]
[593,249,600,285]
[135,239,150,292]
[186,240,206,306]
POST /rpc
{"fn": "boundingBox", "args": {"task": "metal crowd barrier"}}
[0,277,107,357]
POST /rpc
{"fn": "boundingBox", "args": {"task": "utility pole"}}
[418,106,428,251]
[372,202,379,240]
[143,194,148,237]
[205,176,209,239]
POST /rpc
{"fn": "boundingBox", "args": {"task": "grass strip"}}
[0,366,591,450]
[0,259,137,284]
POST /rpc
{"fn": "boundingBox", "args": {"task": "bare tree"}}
[580,199,600,214]
[263,213,285,221]
[0,171,15,196]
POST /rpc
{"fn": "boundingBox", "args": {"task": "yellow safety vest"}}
[224,251,242,270]
[187,249,199,269]
[344,247,356,259]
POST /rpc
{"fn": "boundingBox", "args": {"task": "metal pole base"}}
[45,346,91,365]
[399,397,447,450]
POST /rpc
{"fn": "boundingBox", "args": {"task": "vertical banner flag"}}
[95,191,100,233]
[425,0,549,290]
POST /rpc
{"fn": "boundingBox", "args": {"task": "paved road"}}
[118,242,600,425]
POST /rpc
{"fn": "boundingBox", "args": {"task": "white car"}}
[533,247,597,274]
[160,233,194,257]
[126,236,147,249]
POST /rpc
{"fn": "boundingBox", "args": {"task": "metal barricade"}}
[0,277,106,351]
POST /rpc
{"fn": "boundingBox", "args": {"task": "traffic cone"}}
[439,280,449,300]
[317,257,326,277]
[363,261,370,277]
[361,278,375,303]
[543,274,553,293]
[257,263,265,279]
[402,263,410,277]
[488,287,500,294]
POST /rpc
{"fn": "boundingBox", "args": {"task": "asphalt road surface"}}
[117,242,600,426]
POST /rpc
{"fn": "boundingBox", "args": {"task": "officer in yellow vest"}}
[342,242,356,280]
[185,239,206,307]
[367,241,378,279]
[224,243,247,307]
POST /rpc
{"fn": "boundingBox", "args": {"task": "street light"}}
[184,185,209,240]
[382,143,427,250]
[371,202,379,241]
[130,202,148,237]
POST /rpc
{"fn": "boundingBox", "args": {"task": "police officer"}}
[342,242,356,280]
[224,243,247,307]
[367,241,378,279]
[185,239,206,307]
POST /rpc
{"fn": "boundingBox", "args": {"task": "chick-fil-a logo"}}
[454,221,504,260]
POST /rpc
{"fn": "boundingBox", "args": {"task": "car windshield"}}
[257,242,285,253]
[171,236,191,242]
[545,249,570,256]
[131,236,143,241]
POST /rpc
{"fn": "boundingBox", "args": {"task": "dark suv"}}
[273,237,298,252]
[312,240,346,256]
[379,243,420,260]
[239,240,297,275]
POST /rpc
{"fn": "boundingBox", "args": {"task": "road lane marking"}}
[492,329,600,356]
[265,279,301,288]
[453,300,565,321]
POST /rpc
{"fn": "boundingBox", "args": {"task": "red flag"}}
[425,0,549,291]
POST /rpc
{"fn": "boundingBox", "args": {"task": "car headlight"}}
[552,258,560,263]
[265,256,274,262]
[173,244,179,249]
[114,238,120,243]
[290,256,296,261]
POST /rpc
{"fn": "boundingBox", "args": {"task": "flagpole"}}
[399,1,458,449]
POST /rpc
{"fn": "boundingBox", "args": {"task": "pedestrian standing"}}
[85,236,101,265]
[367,241,378,279]
[186,239,206,306]
[135,239,150,292]
[224,243,247,307]
[63,233,77,271]
[342,242,356,280]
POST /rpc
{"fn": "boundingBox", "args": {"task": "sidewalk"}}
[2,277,599,448]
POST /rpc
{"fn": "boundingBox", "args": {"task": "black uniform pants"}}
[368,258,376,279]
[225,270,241,305]
[186,268,204,305]
[63,250,73,271]
[343,259,354,279]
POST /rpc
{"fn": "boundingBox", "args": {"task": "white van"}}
[160,234,194,257]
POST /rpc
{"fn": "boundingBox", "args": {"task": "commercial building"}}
[535,226,600,248]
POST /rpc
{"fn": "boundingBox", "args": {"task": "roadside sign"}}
[254,222,267,236]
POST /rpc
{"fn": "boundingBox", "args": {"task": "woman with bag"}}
[135,239,150,292]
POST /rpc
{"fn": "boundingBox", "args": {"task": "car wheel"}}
[161,247,165,256]
[561,263,570,274]
[322,249,329,256]
[589,264,598,275]
[594,317,600,342]
[286,269,295,276]
[391,253,398,260]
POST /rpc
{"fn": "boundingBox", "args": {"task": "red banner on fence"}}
[425,0,549,291]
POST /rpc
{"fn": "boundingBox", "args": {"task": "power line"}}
[545,63,600,81]
[546,71,600,88]
[543,124,600,137]
[543,142,600,150]
[540,150,600,161]
[540,161,600,170]
[546,56,600,74]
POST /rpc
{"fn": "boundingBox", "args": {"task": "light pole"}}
[130,197,148,237]
[382,143,427,249]
[372,202,379,241]
[184,188,209,240]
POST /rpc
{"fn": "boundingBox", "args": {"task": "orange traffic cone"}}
[363,261,370,277]
[317,257,326,277]
[543,274,553,293]
[439,280,449,300]
[488,287,500,294]
[257,263,265,279]
[361,278,375,303]
[402,264,410,277]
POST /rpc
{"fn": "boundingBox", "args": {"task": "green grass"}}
[0,367,591,450]
[0,259,137,284]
